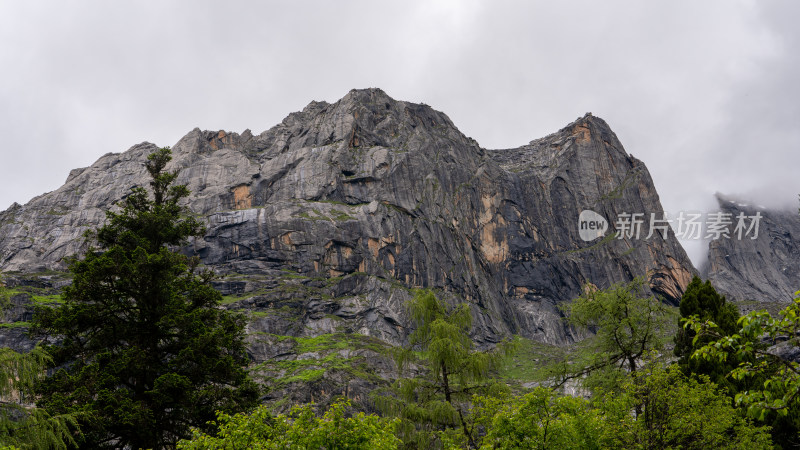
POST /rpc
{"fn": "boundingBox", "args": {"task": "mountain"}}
[704,194,800,311]
[0,88,695,404]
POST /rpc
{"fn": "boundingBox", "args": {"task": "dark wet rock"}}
[705,194,800,308]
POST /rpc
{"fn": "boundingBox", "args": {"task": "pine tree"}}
[32,148,259,449]
[674,276,740,390]
[375,290,513,448]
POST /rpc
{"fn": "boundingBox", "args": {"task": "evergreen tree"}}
[674,276,740,389]
[32,148,259,449]
[375,290,513,449]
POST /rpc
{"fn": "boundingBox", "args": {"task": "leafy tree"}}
[552,278,675,392]
[32,148,259,449]
[0,347,78,449]
[613,364,773,449]
[473,387,615,449]
[690,289,800,448]
[473,364,771,449]
[177,400,401,450]
[375,290,513,449]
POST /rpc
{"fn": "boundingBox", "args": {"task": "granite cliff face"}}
[0,89,694,337]
[0,88,695,403]
[705,195,800,310]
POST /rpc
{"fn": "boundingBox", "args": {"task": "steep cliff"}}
[705,194,800,310]
[0,88,695,403]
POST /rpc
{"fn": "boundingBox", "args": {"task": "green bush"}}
[177,400,401,449]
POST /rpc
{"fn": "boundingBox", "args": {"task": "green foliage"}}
[0,278,65,315]
[689,290,800,447]
[250,332,385,390]
[499,338,563,384]
[674,276,740,386]
[31,148,259,449]
[375,290,513,448]
[474,387,614,449]
[552,278,675,391]
[176,400,402,450]
[0,274,10,317]
[612,364,773,449]
[473,364,772,449]
[0,347,50,402]
[677,276,739,337]
[0,347,78,449]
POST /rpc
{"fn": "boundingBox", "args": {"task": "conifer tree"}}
[375,290,512,448]
[32,148,259,449]
[674,276,740,389]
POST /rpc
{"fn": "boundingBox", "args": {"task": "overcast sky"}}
[1,0,797,266]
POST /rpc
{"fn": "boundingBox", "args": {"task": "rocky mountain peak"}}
[340,87,395,104]
[0,89,695,347]
[260,87,471,156]
[705,193,800,311]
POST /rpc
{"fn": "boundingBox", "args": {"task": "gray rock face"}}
[705,194,800,308]
[0,88,695,351]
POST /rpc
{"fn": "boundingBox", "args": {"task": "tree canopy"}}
[552,278,675,391]
[689,289,800,447]
[674,276,743,390]
[375,290,513,448]
[31,148,259,449]
[674,276,739,362]
[177,400,401,450]
[473,363,772,450]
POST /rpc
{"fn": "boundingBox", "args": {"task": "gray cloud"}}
[1,0,797,266]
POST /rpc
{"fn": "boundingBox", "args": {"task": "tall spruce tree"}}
[674,276,740,389]
[32,148,259,449]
